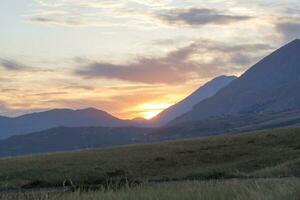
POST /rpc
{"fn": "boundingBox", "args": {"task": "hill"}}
[0,108,136,139]
[1,109,300,158]
[0,126,152,157]
[1,127,300,190]
[150,75,236,126]
[154,109,300,139]
[173,39,300,124]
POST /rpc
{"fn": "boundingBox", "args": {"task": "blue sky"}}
[0,0,300,119]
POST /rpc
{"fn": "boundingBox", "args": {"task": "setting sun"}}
[143,110,162,120]
[140,104,172,119]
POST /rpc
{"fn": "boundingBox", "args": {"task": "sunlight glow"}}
[144,110,162,120]
[140,104,172,119]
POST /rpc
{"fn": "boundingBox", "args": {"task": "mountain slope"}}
[173,39,300,124]
[151,75,237,126]
[0,126,152,157]
[0,108,132,139]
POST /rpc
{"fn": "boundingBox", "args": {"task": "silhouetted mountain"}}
[173,39,300,124]
[153,110,300,140]
[2,109,300,157]
[0,108,134,139]
[150,75,237,126]
[0,126,152,157]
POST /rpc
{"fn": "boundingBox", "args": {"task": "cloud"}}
[0,59,29,71]
[63,85,95,91]
[27,1,253,28]
[0,58,54,73]
[29,17,83,26]
[74,40,273,84]
[0,101,44,117]
[157,8,252,26]
[25,0,155,27]
[276,19,300,42]
[77,41,215,84]
[74,43,200,84]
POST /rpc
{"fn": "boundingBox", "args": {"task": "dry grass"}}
[0,128,300,190]
[1,178,300,200]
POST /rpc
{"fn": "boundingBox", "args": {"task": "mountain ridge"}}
[172,39,300,124]
[150,75,237,126]
[0,108,135,139]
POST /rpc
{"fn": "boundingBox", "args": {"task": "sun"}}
[140,104,172,119]
[144,110,162,120]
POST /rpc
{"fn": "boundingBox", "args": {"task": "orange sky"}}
[0,0,298,119]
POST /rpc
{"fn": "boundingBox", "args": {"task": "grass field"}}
[1,178,300,200]
[0,127,300,199]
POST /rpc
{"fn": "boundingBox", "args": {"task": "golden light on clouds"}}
[1,0,296,118]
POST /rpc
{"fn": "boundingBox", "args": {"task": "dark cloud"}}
[74,40,273,84]
[28,17,82,26]
[158,8,252,26]
[0,59,28,71]
[75,43,199,84]
[30,17,56,23]
[276,20,300,42]
[0,58,53,73]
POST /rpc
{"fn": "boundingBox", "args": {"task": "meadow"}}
[1,178,300,200]
[1,127,300,199]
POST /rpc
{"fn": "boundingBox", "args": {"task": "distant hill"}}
[173,39,300,124]
[150,75,237,126]
[0,108,135,139]
[0,126,152,157]
[2,109,300,157]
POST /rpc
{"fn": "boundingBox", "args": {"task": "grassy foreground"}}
[0,128,300,190]
[1,178,300,200]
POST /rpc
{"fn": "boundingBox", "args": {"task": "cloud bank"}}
[0,59,29,71]
[158,8,252,26]
[75,41,273,84]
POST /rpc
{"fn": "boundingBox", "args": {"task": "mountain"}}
[173,39,300,124]
[153,109,300,140]
[0,108,134,139]
[150,75,237,126]
[0,126,152,157]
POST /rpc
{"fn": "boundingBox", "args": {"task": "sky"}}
[0,0,300,119]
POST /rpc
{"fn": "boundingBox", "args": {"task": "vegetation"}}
[1,127,300,191]
[1,178,300,200]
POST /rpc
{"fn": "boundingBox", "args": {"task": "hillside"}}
[150,75,236,126]
[0,127,152,157]
[1,127,300,190]
[154,109,300,139]
[174,39,300,124]
[0,108,135,139]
